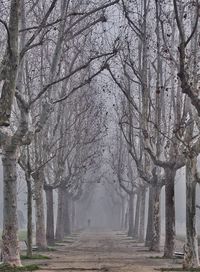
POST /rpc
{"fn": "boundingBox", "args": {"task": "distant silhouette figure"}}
[88,219,91,228]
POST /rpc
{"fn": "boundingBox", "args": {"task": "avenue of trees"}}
[0,0,200,270]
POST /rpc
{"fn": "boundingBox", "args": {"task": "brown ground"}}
[23,231,184,272]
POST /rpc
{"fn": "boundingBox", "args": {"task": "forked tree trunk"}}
[2,152,21,266]
[55,186,65,241]
[139,188,146,242]
[150,185,161,251]
[164,168,176,258]
[128,193,134,237]
[133,192,141,239]
[45,186,55,246]
[145,186,153,247]
[26,171,32,257]
[183,156,199,269]
[34,172,47,249]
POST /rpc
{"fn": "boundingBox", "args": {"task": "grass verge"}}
[36,247,56,252]
[0,264,39,271]
[21,254,50,260]
[157,268,200,271]
[149,256,172,259]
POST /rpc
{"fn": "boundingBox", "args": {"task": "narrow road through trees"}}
[22,231,183,272]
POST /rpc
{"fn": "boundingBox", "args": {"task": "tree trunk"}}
[125,210,128,230]
[45,186,55,246]
[133,192,141,239]
[150,185,161,251]
[64,195,71,236]
[128,193,134,237]
[0,0,20,126]
[183,156,199,269]
[164,168,176,258]
[145,186,153,247]
[139,188,146,242]
[71,200,75,231]
[26,171,32,257]
[120,197,125,230]
[34,172,47,249]
[1,152,21,266]
[55,186,65,241]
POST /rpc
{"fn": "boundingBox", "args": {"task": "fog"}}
[0,158,197,234]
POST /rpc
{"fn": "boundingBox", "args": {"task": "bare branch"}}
[30,52,115,105]
[20,0,58,59]
[185,0,199,46]
[0,19,11,53]
[173,0,185,42]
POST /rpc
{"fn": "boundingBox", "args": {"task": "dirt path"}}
[23,231,183,272]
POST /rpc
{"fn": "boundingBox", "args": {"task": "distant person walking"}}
[88,219,91,228]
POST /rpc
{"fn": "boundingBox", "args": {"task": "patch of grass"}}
[36,247,56,252]
[149,256,169,259]
[20,254,50,260]
[50,243,64,247]
[0,264,39,271]
[149,255,181,260]
[61,240,74,244]
[157,268,200,271]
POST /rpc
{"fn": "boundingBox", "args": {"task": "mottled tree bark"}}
[55,186,65,241]
[64,195,71,236]
[71,200,76,231]
[1,152,21,266]
[0,1,22,263]
[0,0,20,126]
[128,193,134,237]
[1,87,29,265]
[45,186,55,246]
[164,168,176,258]
[34,172,47,249]
[120,197,125,230]
[133,192,141,239]
[145,186,153,247]
[26,171,32,257]
[150,185,161,251]
[139,188,146,242]
[183,156,199,269]
[125,210,128,230]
